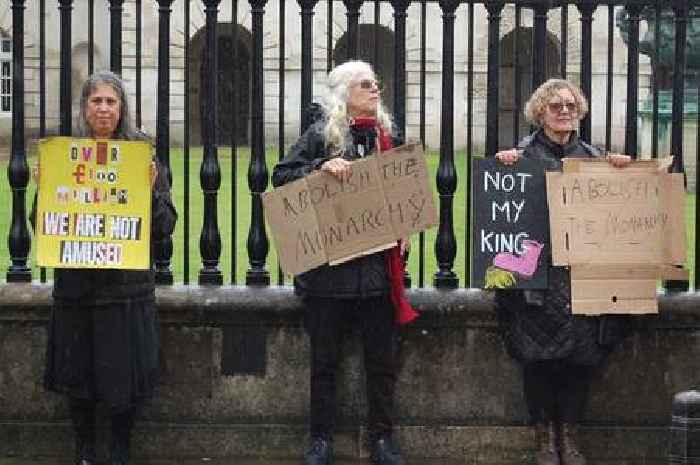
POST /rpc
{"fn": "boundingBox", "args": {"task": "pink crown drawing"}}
[493,239,544,279]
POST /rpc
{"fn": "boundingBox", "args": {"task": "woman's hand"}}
[400,237,411,257]
[495,149,521,165]
[32,162,40,184]
[606,153,632,168]
[150,161,158,189]
[321,157,352,182]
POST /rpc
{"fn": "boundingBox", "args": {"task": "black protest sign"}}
[471,157,549,289]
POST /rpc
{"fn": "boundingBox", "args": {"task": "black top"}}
[272,117,399,299]
[31,160,177,304]
[495,130,627,365]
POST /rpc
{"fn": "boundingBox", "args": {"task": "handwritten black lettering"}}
[605,212,668,236]
[283,196,297,217]
[298,189,309,212]
[407,196,426,227]
[296,229,323,259]
[566,177,657,205]
[381,157,419,180]
[387,201,404,224]
[346,216,361,236]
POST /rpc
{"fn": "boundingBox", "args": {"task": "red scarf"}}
[351,117,419,325]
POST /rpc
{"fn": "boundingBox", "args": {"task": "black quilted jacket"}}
[495,130,628,365]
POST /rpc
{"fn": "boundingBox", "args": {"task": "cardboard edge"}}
[571,299,659,315]
[665,173,687,265]
[377,142,418,159]
[328,241,397,266]
[262,176,327,276]
[379,143,438,239]
[562,157,661,174]
[570,264,688,280]
[545,171,569,266]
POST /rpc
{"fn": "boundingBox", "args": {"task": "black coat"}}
[495,130,628,365]
[31,160,178,304]
[271,118,398,299]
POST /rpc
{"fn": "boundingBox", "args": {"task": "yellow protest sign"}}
[36,137,152,270]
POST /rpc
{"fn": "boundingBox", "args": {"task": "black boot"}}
[70,400,96,465]
[535,422,559,465]
[369,434,407,465]
[304,436,333,465]
[559,423,587,465]
[110,409,135,465]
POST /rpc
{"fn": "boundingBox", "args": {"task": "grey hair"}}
[77,71,148,141]
[322,60,393,154]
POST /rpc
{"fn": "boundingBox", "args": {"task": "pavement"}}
[0,460,435,465]
[0,460,322,465]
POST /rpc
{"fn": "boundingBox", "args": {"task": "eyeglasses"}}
[356,79,383,91]
[547,101,578,114]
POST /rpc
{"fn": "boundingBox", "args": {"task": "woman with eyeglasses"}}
[272,60,416,465]
[494,79,631,465]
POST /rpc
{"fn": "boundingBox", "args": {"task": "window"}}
[0,36,11,113]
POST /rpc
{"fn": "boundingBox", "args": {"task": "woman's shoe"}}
[369,434,408,465]
[559,423,587,465]
[70,401,96,465]
[304,436,333,465]
[535,422,559,465]
[110,410,135,465]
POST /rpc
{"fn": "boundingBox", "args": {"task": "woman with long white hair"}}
[273,60,416,465]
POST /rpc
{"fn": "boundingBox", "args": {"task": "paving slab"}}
[0,459,466,465]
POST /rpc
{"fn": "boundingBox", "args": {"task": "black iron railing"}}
[6,0,700,289]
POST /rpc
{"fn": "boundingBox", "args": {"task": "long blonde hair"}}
[322,61,393,155]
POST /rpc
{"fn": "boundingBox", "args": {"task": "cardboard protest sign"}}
[306,156,397,264]
[263,144,438,276]
[546,157,687,315]
[36,137,152,270]
[472,157,549,289]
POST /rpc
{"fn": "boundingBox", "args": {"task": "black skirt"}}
[44,296,160,413]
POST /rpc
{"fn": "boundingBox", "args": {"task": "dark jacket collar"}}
[534,129,581,159]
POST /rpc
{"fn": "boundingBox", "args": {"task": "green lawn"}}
[0,148,696,288]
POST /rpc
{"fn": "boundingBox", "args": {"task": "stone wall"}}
[0,284,698,464]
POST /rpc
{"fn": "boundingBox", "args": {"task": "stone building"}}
[0,1,653,153]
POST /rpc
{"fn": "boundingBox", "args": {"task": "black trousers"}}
[70,397,137,460]
[523,360,593,424]
[305,295,398,439]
